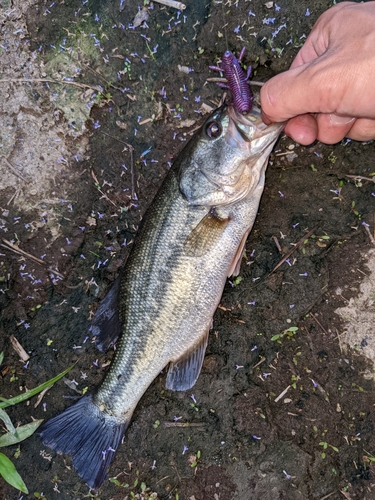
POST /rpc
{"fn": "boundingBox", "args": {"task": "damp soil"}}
[1,1,375,499]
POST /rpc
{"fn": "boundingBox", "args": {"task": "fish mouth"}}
[179,104,284,207]
[226,104,284,150]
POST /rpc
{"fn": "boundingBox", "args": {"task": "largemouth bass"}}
[39,104,283,489]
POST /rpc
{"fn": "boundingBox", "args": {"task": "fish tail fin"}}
[39,395,128,489]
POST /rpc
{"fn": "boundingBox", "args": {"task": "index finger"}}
[260,61,334,124]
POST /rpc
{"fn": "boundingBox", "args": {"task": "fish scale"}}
[39,104,283,489]
[98,171,210,414]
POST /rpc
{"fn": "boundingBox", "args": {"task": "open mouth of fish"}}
[179,103,284,207]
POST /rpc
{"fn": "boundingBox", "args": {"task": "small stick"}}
[363,224,375,247]
[2,157,30,183]
[346,174,375,184]
[91,170,118,208]
[63,377,82,394]
[7,188,19,205]
[310,312,329,336]
[1,239,65,278]
[153,0,186,10]
[100,130,130,147]
[164,422,205,428]
[156,476,172,486]
[130,146,135,200]
[313,379,329,400]
[84,64,122,91]
[138,118,153,125]
[251,357,266,370]
[318,493,336,500]
[34,386,52,408]
[275,151,296,157]
[274,385,291,403]
[47,267,65,279]
[335,328,344,354]
[339,489,353,500]
[2,238,46,265]
[0,78,103,92]
[10,335,29,362]
[272,235,282,253]
[206,77,264,87]
[270,226,318,274]
[123,143,136,201]
[239,229,316,296]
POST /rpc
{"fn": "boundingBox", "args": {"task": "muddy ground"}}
[1,0,375,499]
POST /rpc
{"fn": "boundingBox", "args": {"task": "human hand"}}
[260,1,375,145]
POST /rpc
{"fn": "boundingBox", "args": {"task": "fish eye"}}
[205,120,222,139]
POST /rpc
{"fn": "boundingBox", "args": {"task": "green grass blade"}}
[0,352,4,365]
[0,419,44,448]
[0,365,74,409]
[0,409,16,434]
[0,452,28,493]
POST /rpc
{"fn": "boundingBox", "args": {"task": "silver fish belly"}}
[39,104,283,488]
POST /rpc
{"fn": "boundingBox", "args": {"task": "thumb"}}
[260,63,325,123]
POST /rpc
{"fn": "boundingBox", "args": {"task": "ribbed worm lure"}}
[209,48,253,115]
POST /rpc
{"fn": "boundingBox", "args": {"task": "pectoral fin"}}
[184,212,229,257]
[166,328,209,391]
[228,229,250,277]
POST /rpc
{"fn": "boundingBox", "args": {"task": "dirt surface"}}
[1,0,375,499]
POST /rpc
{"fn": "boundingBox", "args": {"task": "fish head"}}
[179,104,284,206]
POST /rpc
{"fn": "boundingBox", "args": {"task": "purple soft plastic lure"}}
[210,48,253,115]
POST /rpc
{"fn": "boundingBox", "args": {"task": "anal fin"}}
[91,275,122,352]
[166,329,209,391]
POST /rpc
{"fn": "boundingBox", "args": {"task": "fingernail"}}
[329,113,355,126]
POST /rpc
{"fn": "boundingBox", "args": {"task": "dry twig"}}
[272,235,282,253]
[2,238,46,265]
[10,335,29,362]
[346,174,375,184]
[121,143,136,201]
[318,493,336,500]
[153,0,186,10]
[310,312,329,335]
[363,224,375,247]
[2,157,30,183]
[251,357,266,370]
[275,385,291,402]
[91,170,118,208]
[270,226,318,275]
[1,238,64,278]
[206,77,264,87]
[0,77,103,92]
[339,489,353,500]
[34,386,52,408]
[164,422,205,428]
